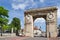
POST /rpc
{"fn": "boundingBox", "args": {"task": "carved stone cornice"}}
[24,6,57,14]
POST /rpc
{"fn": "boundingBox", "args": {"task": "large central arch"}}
[24,6,58,38]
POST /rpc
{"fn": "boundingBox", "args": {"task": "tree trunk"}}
[1,25,2,36]
[16,30,19,36]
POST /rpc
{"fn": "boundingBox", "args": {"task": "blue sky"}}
[0,0,60,31]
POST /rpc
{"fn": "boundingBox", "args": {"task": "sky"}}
[0,0,60,31]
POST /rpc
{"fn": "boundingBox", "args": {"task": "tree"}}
[2,25,10,33]
[58,24,60,37]
[58,25,60,29]
[0,6,9,36]
[11,17,21,36]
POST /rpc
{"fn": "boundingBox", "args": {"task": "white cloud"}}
[34,18,45,23]
[12,0,45,10]
[12,3,27,10]
[40,0,45,3]
[12,0,38,10]
[57,7,60,18]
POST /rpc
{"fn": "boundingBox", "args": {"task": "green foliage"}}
[2,25,9,31]
[0,6,9,36]
[11,17,21,30]
[10,17,21,36]
[0,6,9,25]
[0,18,8,25]
[0,6,9,17]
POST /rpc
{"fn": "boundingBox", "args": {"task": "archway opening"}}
[33,18,46,37]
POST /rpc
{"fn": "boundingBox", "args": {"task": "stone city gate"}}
[24,7,58,38]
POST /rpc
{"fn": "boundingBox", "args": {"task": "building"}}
[33,27,42,37]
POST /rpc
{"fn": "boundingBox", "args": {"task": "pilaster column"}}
[24,14,34,37]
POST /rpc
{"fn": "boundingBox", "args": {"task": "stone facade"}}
[24,6,58,38]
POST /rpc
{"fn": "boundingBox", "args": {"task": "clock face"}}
[47,13,55,21]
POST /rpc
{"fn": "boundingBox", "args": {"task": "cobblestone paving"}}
[24,37,60,40]
[0,36,28,40]
[48,38,58,40]
[23,37,47,40]
[0,37,60,40]
[58,37,60,40]
[6,37,28,40]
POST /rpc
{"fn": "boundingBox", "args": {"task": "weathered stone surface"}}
[24,6,58,38]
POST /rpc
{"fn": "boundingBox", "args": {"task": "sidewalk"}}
[0,33,16,38]
[0,36,29,40]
